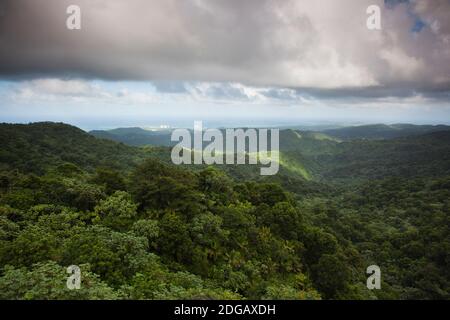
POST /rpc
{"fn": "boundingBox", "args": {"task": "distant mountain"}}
[323,124,450,140]
[4,122,449,185]
[90,127,173,146]
[90,124,450,148]
[90,126,341,150]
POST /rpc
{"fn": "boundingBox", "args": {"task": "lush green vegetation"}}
[0,122,448,300]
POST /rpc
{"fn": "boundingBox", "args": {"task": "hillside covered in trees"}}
[0,122,448,300]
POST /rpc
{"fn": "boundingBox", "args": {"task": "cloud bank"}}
[0,0,449,98]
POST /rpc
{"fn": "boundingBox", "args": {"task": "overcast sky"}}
[1,0,449,129]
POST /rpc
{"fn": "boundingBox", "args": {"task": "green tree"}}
[94,191,137,231]
[0,261,120,299]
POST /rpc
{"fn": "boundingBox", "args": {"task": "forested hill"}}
[0,122,156,174]
[305,130,450,182]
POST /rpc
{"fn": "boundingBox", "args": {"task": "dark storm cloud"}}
[1,0,311,83]
[0,0,450,100]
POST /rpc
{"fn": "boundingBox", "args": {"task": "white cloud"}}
[12,79,110,102]
[20,79,102,97]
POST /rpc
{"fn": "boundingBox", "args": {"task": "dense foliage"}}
[0,122,448,300]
